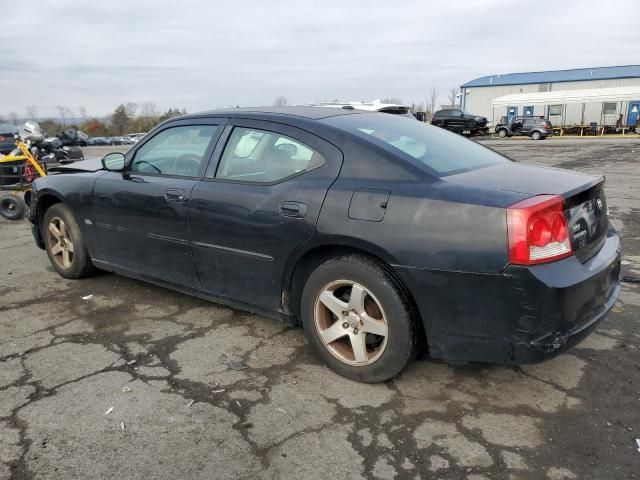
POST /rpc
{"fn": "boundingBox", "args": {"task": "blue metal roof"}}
[461,65,640,88]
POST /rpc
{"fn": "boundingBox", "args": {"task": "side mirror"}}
[102,152,126,171]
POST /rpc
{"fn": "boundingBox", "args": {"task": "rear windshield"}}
[322,113,508,176]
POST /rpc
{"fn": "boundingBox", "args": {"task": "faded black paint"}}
[29,107,622,366]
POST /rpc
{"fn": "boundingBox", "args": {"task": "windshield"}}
[322,113,508,176]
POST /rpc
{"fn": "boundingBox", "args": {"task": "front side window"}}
[131,125,218,177]
[215,127,325,183]
[322,113,508,176]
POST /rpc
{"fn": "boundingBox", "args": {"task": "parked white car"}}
[304,100,415,118]
[127,132,147,144]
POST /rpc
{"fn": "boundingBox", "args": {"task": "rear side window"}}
[215,127,325,183]
[322,113,508,176]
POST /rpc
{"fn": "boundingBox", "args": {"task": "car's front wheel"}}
[497,128,508,138]
[43,203,95,279]
[300,255,416,383]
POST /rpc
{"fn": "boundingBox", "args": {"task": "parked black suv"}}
[495,116,553,140]
[431,109,489,135]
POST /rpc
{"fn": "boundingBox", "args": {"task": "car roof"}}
[183,106,367,121]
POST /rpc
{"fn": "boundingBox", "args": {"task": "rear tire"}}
[300,255,416,383]
[497,128,508,138]
[0,195,26,220]
[43,203,95,279]
[531,131,542,140]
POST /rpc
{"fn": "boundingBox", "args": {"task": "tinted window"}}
[215,127,325,183]
[132,125,217,177]
[322,113,508,176]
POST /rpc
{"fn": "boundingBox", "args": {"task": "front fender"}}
[30,174,99,254]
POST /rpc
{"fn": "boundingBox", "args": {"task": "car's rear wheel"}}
[0,195,26,220]
[43,203,95,279]
[497,128,508,138]
[300,255,416,382]
[531,131,542,140]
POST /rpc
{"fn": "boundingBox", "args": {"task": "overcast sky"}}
[2,0,638,118]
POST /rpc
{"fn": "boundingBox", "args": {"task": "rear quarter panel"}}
[317,177,519,274]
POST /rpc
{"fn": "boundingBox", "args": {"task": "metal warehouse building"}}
[460,65,640,128]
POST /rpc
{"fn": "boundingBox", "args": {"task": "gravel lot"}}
[1,139,639,480]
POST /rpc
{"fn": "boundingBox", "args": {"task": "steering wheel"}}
[174,154,202,176]
[134,160,162,174]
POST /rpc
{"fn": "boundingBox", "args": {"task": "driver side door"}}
[91,119,223,287]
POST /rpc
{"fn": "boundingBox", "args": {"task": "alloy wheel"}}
[47,216,74,269]
[314,280,389,366]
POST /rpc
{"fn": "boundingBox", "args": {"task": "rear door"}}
[448,110,466,130]
[91,119,223,286]
[189,119,343,310]
[521,119,534,135]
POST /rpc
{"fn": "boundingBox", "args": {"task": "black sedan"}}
[27,107,621,382]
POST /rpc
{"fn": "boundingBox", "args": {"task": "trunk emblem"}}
[596,198,603,210]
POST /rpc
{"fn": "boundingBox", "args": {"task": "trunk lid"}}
[445,162,607,262]
[565,181,608,263]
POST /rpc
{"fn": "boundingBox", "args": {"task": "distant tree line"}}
[1,103,187,137]
[2,87,462,133]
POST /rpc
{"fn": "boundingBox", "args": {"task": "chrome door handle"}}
[165,189,186,203]
[279,201,307,218]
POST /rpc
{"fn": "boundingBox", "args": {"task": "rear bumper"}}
[396,228,621,364]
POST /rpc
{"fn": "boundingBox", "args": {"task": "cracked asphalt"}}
[1,139,639,480]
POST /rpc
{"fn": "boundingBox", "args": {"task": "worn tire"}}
[0,195,26,220]
[300,255,416,383]
[43,203,95,279]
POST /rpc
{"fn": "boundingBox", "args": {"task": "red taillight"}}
[507,195,572,265]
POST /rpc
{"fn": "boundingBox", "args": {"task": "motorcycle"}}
[0,122,48,220]
[7,121,87,165]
